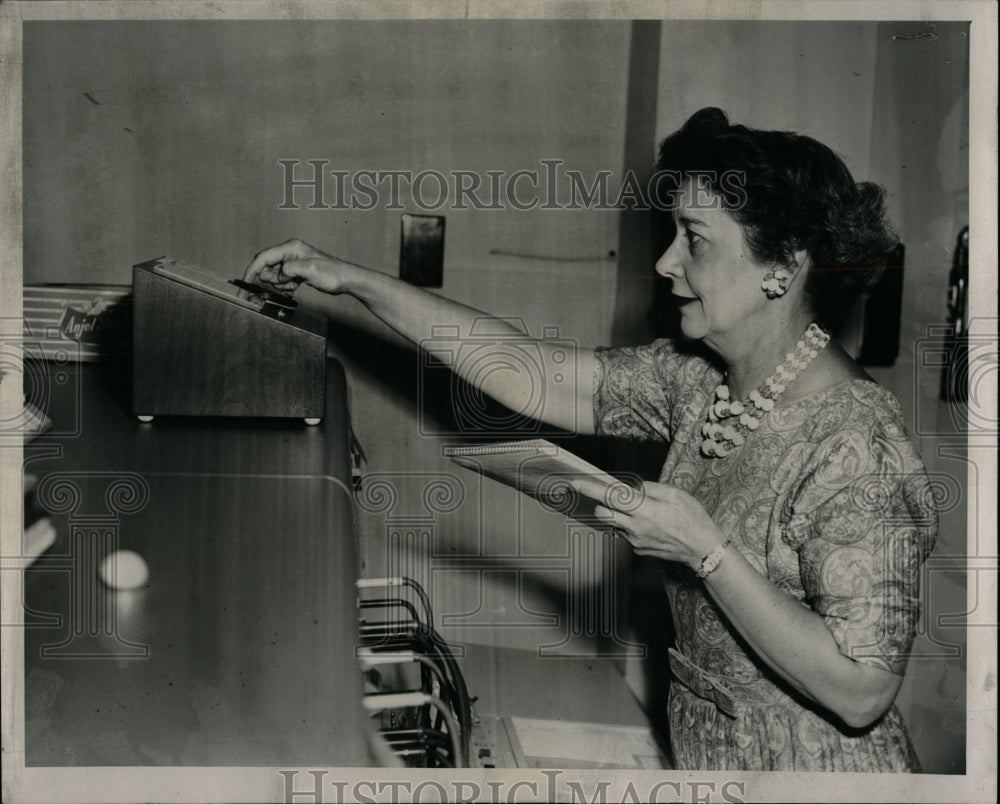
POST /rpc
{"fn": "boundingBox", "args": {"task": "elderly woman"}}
[246,108,936,772]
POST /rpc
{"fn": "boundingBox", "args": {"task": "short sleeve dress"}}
[593,339,937,772]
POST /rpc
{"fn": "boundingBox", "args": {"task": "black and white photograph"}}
[1,2,996,802]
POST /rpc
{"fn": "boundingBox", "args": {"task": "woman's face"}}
[655,179,772,349]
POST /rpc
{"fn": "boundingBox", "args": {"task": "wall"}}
[864,21,970,775]
[23,20,628,288]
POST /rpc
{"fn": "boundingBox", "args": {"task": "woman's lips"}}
[672,294,697,306]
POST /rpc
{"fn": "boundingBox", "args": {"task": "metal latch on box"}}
[229,279,298,319]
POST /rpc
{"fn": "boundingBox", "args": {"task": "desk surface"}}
[23,361,373,766]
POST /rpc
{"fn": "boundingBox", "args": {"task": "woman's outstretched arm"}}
[245,238,597,435]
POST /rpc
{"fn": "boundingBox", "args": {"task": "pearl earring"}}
[761,268,792,298]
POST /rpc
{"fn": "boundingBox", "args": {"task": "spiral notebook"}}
[443,438,636,514]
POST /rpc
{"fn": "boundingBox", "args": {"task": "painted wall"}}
[864,21,970,776]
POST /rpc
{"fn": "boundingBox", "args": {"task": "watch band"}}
[696,539,732,579]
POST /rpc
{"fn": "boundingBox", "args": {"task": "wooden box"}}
[132,258,327,421]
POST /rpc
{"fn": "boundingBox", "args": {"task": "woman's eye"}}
[684,230,703,252]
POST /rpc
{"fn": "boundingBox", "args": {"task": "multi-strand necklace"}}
[701,322,831,458]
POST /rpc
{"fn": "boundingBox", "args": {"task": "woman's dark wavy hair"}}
[656,107,898,329]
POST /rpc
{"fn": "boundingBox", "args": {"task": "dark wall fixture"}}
[939,226,970,402]
[400,214,446,288]
[859,243,906,367]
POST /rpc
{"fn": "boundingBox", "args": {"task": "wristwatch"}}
[696,539,732,579]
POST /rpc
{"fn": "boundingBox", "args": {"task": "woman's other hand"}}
[244,238,357,294]
[591,477,903,727]
[591,481,725,570]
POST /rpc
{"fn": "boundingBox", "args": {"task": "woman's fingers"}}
[262,259,311,287]
[569,476,611,503]
[244,239,315,285]
[569,478,647,515]
[594,504,633,536]
[244,245,287,284]
[593,504,613,522]
[641,480,678,501]
[266,278,304,293]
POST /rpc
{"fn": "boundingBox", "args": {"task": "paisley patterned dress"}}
[593,339,937,772]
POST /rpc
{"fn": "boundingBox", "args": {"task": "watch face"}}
[697,540,732,578]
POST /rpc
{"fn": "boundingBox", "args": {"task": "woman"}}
[246,108,936,772]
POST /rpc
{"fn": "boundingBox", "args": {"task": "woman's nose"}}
[655,237,683,279]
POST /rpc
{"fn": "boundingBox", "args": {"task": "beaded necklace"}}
[700,322,831,458]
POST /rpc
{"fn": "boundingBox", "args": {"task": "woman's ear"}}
[783,249,811,285]
[762,250,811,299]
